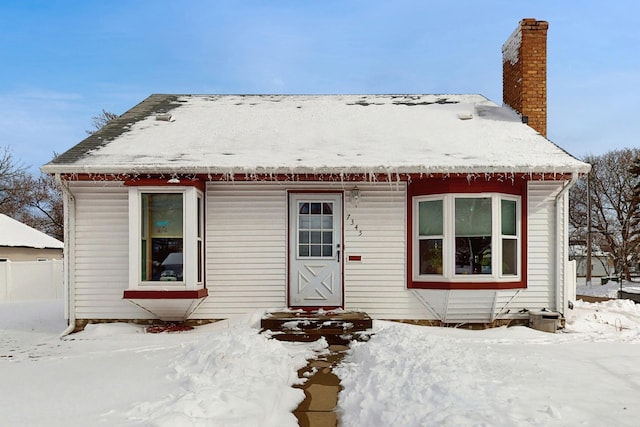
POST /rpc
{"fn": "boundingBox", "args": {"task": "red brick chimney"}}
[502,18,549,137]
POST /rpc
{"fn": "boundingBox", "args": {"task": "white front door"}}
[288,193,343,307]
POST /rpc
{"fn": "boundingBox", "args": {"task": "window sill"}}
[123,289,208,299]
[409,280,526,290]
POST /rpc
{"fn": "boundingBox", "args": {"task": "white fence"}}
[567,259,577,302]
[0,260,63,301]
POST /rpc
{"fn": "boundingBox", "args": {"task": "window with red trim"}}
[410,191,524,289]
[128,187,204,291]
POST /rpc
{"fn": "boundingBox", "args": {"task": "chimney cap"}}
[520,18,549,29]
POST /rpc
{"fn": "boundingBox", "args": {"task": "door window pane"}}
[298,200,334,258]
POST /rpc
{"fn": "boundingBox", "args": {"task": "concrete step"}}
[261,311,372,344]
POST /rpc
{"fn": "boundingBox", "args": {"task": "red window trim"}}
[407,178,528,290]
[124,179,205,192]
[123,289,208,299]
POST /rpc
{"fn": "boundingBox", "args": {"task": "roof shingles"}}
[42,94,590,175]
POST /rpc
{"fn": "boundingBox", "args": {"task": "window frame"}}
[409,188,526,290]
[128,186,204,291]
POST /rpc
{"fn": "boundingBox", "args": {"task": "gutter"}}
[55,173,77,337]
[40,164,590,177]
[554,172,579,313]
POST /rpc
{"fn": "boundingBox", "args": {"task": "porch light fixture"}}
[351,186,361,204]
[167,175,181,184]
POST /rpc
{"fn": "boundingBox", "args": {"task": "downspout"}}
[55,173,76,337]
[554,172,579,313]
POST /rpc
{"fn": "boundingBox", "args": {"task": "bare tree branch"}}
[86,109,119,135]
[571,148,640,280]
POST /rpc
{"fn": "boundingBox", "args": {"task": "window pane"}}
[311,203,322,214]
[311,245,321,256]
[501,199,517,236]
[141,193,184,281]
[322,245,333,257]
[455,198,491,237]
[419,239,443,275]
[299,216,310,229]
[299,245,309,257]
[455,236,491,274]
[299,203,309,214]
[502,239,517,275]
[197,196,202,238]
[419,200,443,236]
[322,231,332,244]
[311,231,322,244]
[310,216,322,229]
[197,240,202,282]
[299,231,310,244]
[322,216,333,228]
[322,203,333,215]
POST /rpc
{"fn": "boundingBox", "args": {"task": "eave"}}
[42,163,591,179]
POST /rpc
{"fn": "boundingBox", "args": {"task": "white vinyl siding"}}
[70,182,151,319]
[341,183,424,319]
[67,179,568,322]
[491,181,566,315]
[193,181,425,320]
[194,183,287,318]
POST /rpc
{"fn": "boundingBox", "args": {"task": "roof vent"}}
[156,113,173,122]
[457,112,473,120]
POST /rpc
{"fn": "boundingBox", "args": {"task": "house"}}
[569,245,613,278]
[0,214,64,301]
[42,19,590,330]
[0,213,63,261]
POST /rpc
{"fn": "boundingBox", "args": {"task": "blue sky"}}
[1,0,638,172]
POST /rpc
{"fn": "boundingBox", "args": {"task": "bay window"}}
[413,193,522,287]
[128,187,204,290]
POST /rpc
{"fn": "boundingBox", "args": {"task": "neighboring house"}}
[569,245,613,278]
[0,213,63,261]
[42,19,590,329]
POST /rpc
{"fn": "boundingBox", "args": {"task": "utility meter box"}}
[529,311,560,333]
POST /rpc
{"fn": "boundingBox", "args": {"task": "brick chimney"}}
[502,18,549,137]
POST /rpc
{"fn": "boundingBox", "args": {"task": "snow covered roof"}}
[43,94,590,176]
[0,214,63,249]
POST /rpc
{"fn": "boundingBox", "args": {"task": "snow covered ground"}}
[576,276,640,298]
[2,299,640,426]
